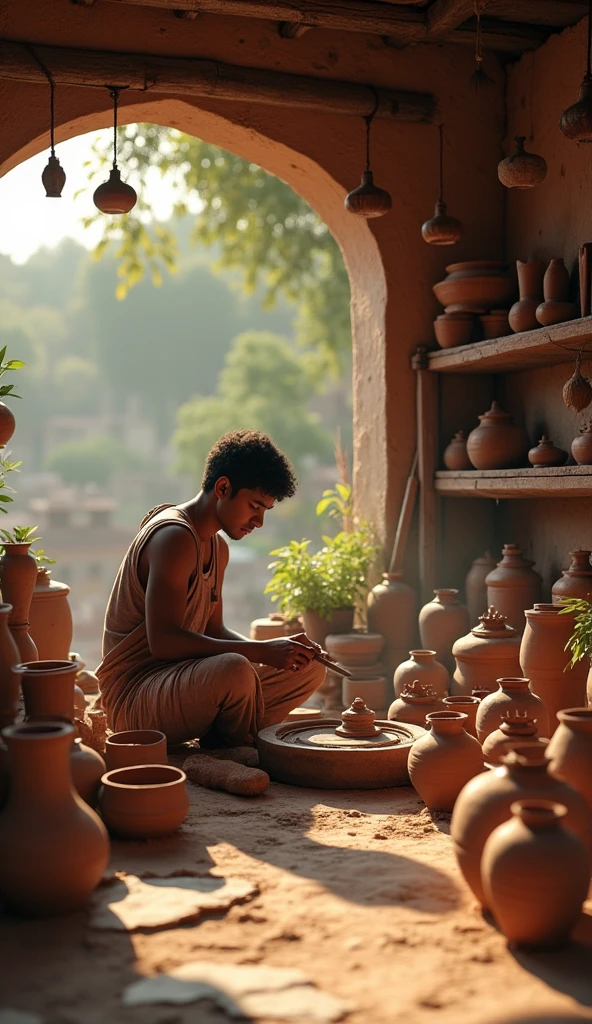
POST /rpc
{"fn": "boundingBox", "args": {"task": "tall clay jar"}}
[546,708,592,810]
[552,550,592,603]
[418,590,470,673]
[520,604,589,734]
[407,711,484,812]
[0,721,109,916]
[0,603,21,729]
[482,799,590,948]
[393,650,449,699]
[29,568,73,660]
[0,543,39,662]
[465,552,497,626]
[508,259,546,334]
[485,544,542,633]
[451,607,522,696]
[476,677,550,743]
[367,572,417,678]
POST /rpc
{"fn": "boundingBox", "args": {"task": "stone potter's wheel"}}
[257,698,424,789]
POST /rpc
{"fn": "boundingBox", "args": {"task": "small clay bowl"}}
[105,729,168,771]
[480,312,510,340]
[99,764,189,839]
[434,316,473,349]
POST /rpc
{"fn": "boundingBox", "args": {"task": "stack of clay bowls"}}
[433,262,515,350]
[325,631,388,714]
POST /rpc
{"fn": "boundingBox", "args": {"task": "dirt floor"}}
[1,771,592,1024]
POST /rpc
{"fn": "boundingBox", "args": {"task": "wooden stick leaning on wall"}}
[388,451,419,574]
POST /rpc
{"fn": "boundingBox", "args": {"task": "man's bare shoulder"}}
[143,522,197,564]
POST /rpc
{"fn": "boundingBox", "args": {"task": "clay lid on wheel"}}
[399,680,439,704]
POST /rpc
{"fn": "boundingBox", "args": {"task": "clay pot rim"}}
[425,711,468,722]
[408,649,438,659]
[509,798,567,826]
[496,677,531,689]
[107,729,167,748]
[0,542,32,551]
[2,721,74,740]
[382,571,404,580]
[556,707,592,724]
[526,603,567,616]
[443,696,480,706]
[445,261,508,274]
[101,764,186,789]
[13,659,83,676]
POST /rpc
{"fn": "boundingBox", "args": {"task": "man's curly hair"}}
[202,430,297,500]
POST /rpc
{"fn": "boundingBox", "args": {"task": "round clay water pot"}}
[442,695,480,737]
[509,259,545,333]
[451,742,592,907]
[393,650,449,699]
[451,607,522,696]
[528,436,568,468]
[571,422,592,465]
[418,589,470,673]
[443,431,472,471]
[520,605,589,734]
[465,552,497,626]
[407,711,484,812]
[552,550,592,603]
[0,543,39,662]
[99,764,189,839]
[466,402,530,471]
[366,571,417,678]
[546,708,592,810]
[105,729,168,772]
[29,571,73,660]
[325,631,384,667]
[301,607,354,648]
[482,713,540,765]
[482,799,590,949]
[476,678,549,743]
[388,681,445,728]
[0,603,21,730]
[485,544,542,634]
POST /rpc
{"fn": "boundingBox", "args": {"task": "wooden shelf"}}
[435,466,592,498]
[423,316,592,374]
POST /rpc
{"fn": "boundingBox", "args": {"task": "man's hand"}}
[254,637,319,671]
[285,631,327,657]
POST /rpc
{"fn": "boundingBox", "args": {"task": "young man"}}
[97,430,325,748]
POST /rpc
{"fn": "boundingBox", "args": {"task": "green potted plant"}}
[560,597,592,705]
[0,525,42,661]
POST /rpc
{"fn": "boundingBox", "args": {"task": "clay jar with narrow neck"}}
[552,550,592,603]
[466,402,530,471]
[509,259,545,334]
[0,603,21,730]
[442,695,480,737]
[482,799,590,949]
[485,544,542,633]
[475,678,550,743]
[520,605,589,734]
[451,607,522,696]
[465,552,497,627]
[419,590,470,673]
[393,650,449,699]
[0,543,38,662]
[536,259,577,327]
[407,711,484,812]
[451,743,592,907]
[482,713,540,765]
[29,569,73,660]
[387,681,445,728]
[546,708,592,810]
[0,722,109,916]
[366,572,417,678]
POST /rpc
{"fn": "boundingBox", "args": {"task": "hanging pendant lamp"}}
[560,0,592,142]
[498,136,547,189]
[27,47,66,197]
[93,87,137,214]
[421,124,462,246]
[345,90,392,218]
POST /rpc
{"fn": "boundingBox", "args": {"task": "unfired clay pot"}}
[29,569,73,660]
[536,259,577,327]
[485,544,542,633]
[528,436,568,467]
[450,742,592,907]
[407,711,484,812]
[482,799,590,948]
[388,680,445,728]
[442,695,480,737]
[451,607,522,696]
[546,708,592,810]
[509,259,545,333]
[466,402,530,471]
[0,721,109,916]
[105,729,168,772]
[552,550,592,603]
[367,572,417,678]
[443,431,472,471]
[418,589,470,673]
[393,650,449,699]
[99,764,189,839]
[571,421,592,465]
[481,712,540,765]
[465,552,497,626]
[0,543,39,662]
[520,605,589,734]
[476,678,549,743]
[0,603,21,730]
[302,607,354,648]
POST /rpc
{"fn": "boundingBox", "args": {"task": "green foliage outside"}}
[0,525,40,545]
[559,598,592,666]
[45,434,149,487]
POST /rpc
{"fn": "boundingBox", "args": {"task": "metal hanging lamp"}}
[345,90,392,218]
[27,47,66,197]
[93,87,137,214]
[421,124,462,246]
[560,0,592,142]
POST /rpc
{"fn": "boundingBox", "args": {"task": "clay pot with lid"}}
[418,589,470,673]
[465,552,497,625]
[407,711,484,812]
[528,435,568,467]
[105,729,168,772]
[387,680,445,728]
[29,568,73,660]
[547,708,592,809]
[485,544,542,633]
[520,604,589,734]
[482,798,590,949]
[99,764,189,839]
[0,543,39,662]
[466,402,530,471]
[393,650,449,699]
[536,259,577,327]
[509,259,546,334]
[476,677,549,743]
[552,550,592,603]
[451,607,522,696]
[451,742,592,907]
[443,431,472,471]
[482,711,541,765]
[367,572,417,678]
[0,721,109,916]
[571,421,592,465]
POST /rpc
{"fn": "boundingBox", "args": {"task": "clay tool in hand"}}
[313,653,352,678]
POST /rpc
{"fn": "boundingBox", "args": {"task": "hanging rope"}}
[363,86,380,172]
[25,45,57,154]
[470,0,494,92]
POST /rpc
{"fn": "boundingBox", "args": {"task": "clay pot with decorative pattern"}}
[475,677,549,743]
[482,711,541,765]
[388,680,445,728]
[393,650,449,699]
[452,607,522,696]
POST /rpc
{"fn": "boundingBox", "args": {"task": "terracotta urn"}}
[105,729,168,772]
[571,421,592,465]
[536,259,577,326]
[418,589,470,673]
[325,631,384,667]
[451,742,592,907]
[520,604,589,734]
[302,607,354,648]
[466,402,530,471]
[465,552,497,626]
[0,603,21,730]
[367,572,417,678]
[481,711,540,765]
[442,694,480,737]
[528,436,568,467]
[485,544,542,633]
[451,607,522,696]
[509,259,546,333]
[475,677,550,743]
[407,711,484,812]
[387,680,445,728]
[0,721,109,916]
[98,764,189,839]
[0,543,39,662]
[546,708,592,809]
[443,431,472,471]
[393,650,449,699]
[482,799,590,948]
[29,568,73,660]
[552,550,592,603]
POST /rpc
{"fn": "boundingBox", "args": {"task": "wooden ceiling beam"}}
[426,0,473,37]
[486,0,587,28]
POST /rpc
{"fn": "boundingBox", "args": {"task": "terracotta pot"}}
[442,695,480,737]
[434,316,473,349]
[105,729,168,771]
[520,604,589,734]
[433,263,515,311]
[418,589,470,673]
[466,402,530,471]
[407,711,484,812]
[482,711,540,765]
[536,299,577,327]
[325,631,384,667]
[482,798,590,948]
[451,607,522,696]
[367,571,417,678]
[451,742,592,906]
[0,603,21,730]
[99,764,189,839]
[70,739,107,808]
[571,421,592,465]
[475,677,549,743]
[528,435,568,467]
[302,607,354,648]
[509,259,546,334]
[29,570,73,660]
[552,550,592,603]
[443,431,472,471]
[480,312,510,340]
[546,708,592,809]
[485,544,542,634]
[536,259,576,326]
[393,650,449,699]
[465,552,497,626]
[0,543,39,662]
[0,401,16,447]
[0,721,109,916]
[387,680,445,727]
